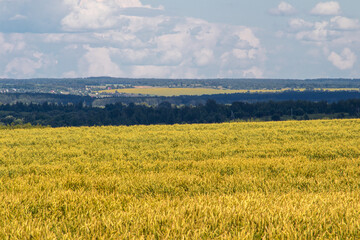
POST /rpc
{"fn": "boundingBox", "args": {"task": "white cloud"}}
[159,50,182,65]
[0,33,25,54]
[96,31,144,47]
[61,0,164,31]
[232,49,259,60]
[243,67,263,78]
[5,57,42,77]
[50,15,265,79]
[63,0,157,10]
[0,34,15,54]
[311,1,340,16]
[150,18,265,77]
[330,16,360,30]
[9,14,27,21]
[0,2,266,79]
[269,2,296,16]
[119,48,150,63]
[284,7,360,76]
[64,44,78,50]
[232,49,248,59]
[79,45,123,77]
[289,18,313,30]
[295,21,339,42]
[166,17,222,50]
[62,1,118,30]
[288,14,360,46]
[328,48,356,70]
[287,15,360,49]
[156,33,184,51]
[131,65,171,78]
[194,48,214,67]
[331,31,360,45]
[232,27,260,48]
[124,15,167,33]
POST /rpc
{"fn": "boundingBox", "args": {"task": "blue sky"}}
[0,0,359,79]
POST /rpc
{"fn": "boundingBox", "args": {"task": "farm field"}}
[99,87,291,96]
[99,87,360,96]
[1,120,360,238]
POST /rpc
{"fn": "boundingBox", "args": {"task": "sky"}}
[0,0,359,79]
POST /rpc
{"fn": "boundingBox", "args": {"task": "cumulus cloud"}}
[194,49,214,67]
[61,1,117,30]
[243,67,263,78]
[232,49,249,59]
[5,56,42,77]
[331,31,360,46]
[0,0,266,78]
[296,21,329,42]
[0,33,25,54]
[328,48,356,70]
[232,49,259,60]
[63,0,159,11]
[61,0,164,31]
[79,45,123,77]
[311,1,340,16]
[232,27,260,48]
[0,34,15,54]
[118,48,150,63]
[290,16,359,43]
[269,2,296,16]
[288,14,360,46]
[16,14,265,79]
[289,18,313,30]
[159,50,183,65]
[283,4,360,76]
[295,21,341,43]
[330,16,360,30]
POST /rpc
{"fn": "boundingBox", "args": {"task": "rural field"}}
[99,87,290,96]
[99,87,360,96]
[1,120,360,239]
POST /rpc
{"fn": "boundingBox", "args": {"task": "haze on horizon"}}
[0,0,359,80]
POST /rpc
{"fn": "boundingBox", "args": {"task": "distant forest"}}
[1,78,360,127]
[1,77,360,89]
[2,91,360,107]
[1,99,360,127]
[92,91,360,106]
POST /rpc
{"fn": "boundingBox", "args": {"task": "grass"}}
[1,119,360,238]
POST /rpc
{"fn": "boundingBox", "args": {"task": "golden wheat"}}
[1,119,360,239]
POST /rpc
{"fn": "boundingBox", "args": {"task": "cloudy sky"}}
[0,0,359,79]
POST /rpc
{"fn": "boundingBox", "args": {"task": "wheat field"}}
[99,87,360,96]
[1,120,360,239]
[99,87,291,96]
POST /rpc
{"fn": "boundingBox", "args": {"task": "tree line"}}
[2,91,360,107]
[1,99,360,127]
[94,91,360,106]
